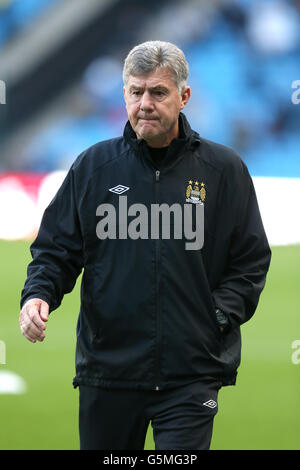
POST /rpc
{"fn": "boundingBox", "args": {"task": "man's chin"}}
[137,128,159,142]
[140,134,163,146]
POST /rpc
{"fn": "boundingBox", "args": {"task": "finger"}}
[40,302,49,322]
[21,311,46,337]
[23,330,45,343]
[21,320,45,342]
[20,323,38,342]
[23,333,36,344]
[27,320,46,339]
[19,301,46,342]
[22,329,37,343]
[26,305,47,331]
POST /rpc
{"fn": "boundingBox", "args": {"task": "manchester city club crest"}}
[185,180,206,204]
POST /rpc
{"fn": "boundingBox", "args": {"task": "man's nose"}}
[140,91,154,112]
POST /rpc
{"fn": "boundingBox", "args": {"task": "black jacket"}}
[21,113,271,390]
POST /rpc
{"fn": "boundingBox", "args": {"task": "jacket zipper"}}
[154,169,161,391]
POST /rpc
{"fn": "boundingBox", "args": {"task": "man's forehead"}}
[126,68,176,88]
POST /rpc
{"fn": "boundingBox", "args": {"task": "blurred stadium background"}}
[0,0,299,450]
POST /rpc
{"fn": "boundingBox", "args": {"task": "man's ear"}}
[180,86,191,110]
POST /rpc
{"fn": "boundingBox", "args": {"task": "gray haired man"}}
[20,41,271,450]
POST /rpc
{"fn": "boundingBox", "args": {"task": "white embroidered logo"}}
[109,185,130,195]
[203,400,217,409]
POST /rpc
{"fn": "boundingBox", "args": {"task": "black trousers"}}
[79,377,222,450]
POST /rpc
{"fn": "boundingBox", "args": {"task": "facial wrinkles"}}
[124,69,186,146]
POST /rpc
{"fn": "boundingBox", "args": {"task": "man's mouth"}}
[138,117,158,121]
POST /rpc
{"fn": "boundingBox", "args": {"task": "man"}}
[19,41,271,450]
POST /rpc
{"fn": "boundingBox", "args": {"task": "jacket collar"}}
[123,112,201,161]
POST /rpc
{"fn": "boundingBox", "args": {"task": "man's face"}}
[124,67,190,148]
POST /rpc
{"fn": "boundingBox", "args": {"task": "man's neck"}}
[147,144,169,168]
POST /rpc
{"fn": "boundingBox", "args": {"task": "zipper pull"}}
[155,170,160,182]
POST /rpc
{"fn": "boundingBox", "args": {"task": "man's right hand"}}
[19,298,49,343]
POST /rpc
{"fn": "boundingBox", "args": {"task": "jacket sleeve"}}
[20,166,83,312]
[211,161,272,329]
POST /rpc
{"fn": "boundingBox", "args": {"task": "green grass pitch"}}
[0,240,299,449]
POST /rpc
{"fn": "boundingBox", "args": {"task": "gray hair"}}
[123,40,189,93]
